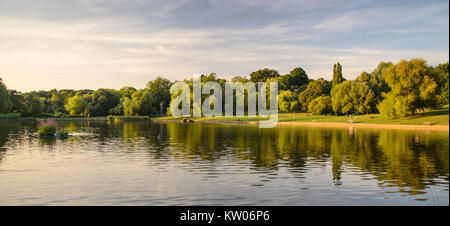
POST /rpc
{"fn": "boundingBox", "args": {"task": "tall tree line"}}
[1,58,448,118]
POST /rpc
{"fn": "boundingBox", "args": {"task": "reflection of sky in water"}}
[0,120,448,205]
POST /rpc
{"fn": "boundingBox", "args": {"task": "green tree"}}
[50,89,74,114]
[332,80,377,115]
[8,90,26,115]
[308,95,332,115]
[122,97,134,116]
[119,86,137,99]
[298,78,331,112]
[89,89,121,116]
[249,68,280,83]
[39,97,53,113]
[332,62,344,87]
[378,59,437,117]
[279,67,309,92]
[357,61,392,100]
[231,76,249,83]
[23,93,41,116]
[129,89,156,116]
[433,62,449,105]
[147,76,172,113]
[278,90,300,112]
[65,95,88,116]
[349,81,377,114]
[109,103,124,115]
[0,78,11,113]
[331,81,353,115]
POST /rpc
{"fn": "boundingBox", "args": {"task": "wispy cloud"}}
[0,0,448,91]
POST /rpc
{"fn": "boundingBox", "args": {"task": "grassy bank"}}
[0,113,20,119]
[20,116,151,121]
[152,107,449,127]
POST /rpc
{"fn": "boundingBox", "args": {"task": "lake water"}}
[0,120,448,205]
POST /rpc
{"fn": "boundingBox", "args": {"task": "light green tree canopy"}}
[331,80,377,115]
[278,90,300,112]
[65,95,88,116]
[298,78,331,112]
[378,58,437,117]
[308,95,332,115]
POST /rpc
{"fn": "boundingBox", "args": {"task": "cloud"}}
[0,0,448,92]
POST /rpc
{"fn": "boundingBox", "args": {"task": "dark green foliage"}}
[132,89,156,116]
[147,76,172,113]
[279,67,309,92]
[109,103,124,115]
[89,89,121,116]
[8,90,26,115]
[332,62,345,87]
[23,93,41,116]
[122,89,156,116]
[433,62,449,104]
[0,78,11,113]
[249,68,280,83]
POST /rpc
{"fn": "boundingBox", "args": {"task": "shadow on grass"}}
[418,108,449,117]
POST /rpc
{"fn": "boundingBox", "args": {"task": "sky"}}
[0,0,448,92]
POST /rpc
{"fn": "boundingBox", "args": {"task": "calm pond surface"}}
[0,120,448,205]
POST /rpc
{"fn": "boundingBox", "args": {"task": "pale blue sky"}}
[0,0,448,92]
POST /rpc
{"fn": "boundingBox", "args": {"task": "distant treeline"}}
[0,58,448,118]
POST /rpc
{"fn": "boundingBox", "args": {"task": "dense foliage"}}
[298,78,331,112]
[308,95,332,115]
[0,78,11,113]
[378,59,439,117]
[0,59,448,118]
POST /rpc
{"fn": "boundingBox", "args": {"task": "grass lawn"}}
[0,113,20,119]
[153,107,449,126]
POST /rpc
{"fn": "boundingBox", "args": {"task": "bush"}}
[38,125,56,136]
[55,112,63,118]
[308,96,333,115]
[107,115,115,121]
[38,119,57,136]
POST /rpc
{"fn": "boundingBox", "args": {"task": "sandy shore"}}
[152,119,449,131]
[275,121,449,131]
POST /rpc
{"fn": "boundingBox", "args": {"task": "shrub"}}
[308,96,333,115]
[38,119,57,136]
[107,115,115,121]
[55,112,63,118]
